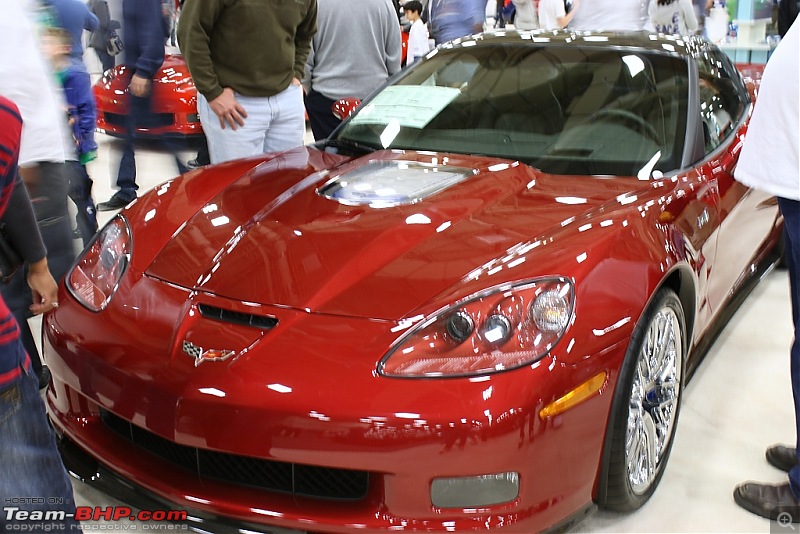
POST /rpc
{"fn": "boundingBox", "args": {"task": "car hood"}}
[145,148,640,320]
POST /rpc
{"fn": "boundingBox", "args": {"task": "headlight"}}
[379,278,574,378]
[67,215,132,312]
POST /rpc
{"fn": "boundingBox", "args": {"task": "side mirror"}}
[332,98,362,120]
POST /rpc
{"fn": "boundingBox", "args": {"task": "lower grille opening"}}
[99,409,369,501]
[104,112,175,128]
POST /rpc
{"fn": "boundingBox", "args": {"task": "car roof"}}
[440,29,706,59]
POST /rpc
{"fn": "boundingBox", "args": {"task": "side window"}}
[696,51,746,154]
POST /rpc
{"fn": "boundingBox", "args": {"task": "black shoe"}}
[186,158,201,169]
[97,195,134,211]
[768,445,799,473]
[734,482,800,522]
[38,365,51,390]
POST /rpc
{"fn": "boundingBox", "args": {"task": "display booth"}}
[714,0,776,64]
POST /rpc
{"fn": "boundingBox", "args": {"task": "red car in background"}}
[93,54,203,138]
[94,35,409,140]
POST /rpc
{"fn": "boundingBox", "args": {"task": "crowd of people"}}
[0,0,797,530]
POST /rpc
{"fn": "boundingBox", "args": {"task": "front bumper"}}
[45,275,625,532]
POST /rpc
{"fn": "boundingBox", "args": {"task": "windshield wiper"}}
[324,137,377,156]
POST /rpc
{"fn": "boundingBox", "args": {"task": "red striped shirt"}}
[0,96,31,390]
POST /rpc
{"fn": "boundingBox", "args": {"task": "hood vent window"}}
[317,160,473,207]
[198,304,278,330]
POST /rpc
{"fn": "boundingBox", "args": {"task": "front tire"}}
[597,288,686,511]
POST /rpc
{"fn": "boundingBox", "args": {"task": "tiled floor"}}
[41,132,794,532]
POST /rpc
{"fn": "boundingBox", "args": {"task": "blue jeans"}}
[781,198,800,496]
[198,84,305,165]
[0,366,80,531]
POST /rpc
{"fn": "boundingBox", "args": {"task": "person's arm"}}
[293,0,318,85]
[468,0,486,33]
[2,174,45,266]
[683,0,699,32]
[1,173,58,314]
[178,0,246,129]
[178,0,225,101]
[385,2,403,76]
[132,0,167,82]
[84,5,99,32]
[558,0,580,27]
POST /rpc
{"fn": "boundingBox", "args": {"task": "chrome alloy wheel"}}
[624,306,682,495]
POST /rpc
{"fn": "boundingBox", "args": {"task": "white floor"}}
[40,132,795,532]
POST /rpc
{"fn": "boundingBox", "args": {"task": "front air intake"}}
[198,304,278,330]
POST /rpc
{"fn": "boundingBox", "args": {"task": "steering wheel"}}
[587,108,661,145]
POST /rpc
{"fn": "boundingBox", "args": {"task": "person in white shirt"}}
[648,0,698,34]
[513,0,538,29]
[539,0,580,28]
[569,0,646,30]
[732,19,800,523]
[405,1,430,64]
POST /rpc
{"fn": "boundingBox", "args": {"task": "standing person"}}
[649,0,698,34]
[87,0,116,72]
[98,0,186,211]
[539,0,580,28]
[178,0,317,164]
[304,0,401,140]
[43,27,99,246]
[0,96,79,534]
[513,0,539,29]
[406,1,430,65]
[0,0,77,389]
[427,0,486,45]
[732,19,800,523]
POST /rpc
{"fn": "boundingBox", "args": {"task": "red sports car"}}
[47,31,779,532]
[93,54,203,138]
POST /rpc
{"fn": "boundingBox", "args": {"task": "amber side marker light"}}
[539,371,607,419]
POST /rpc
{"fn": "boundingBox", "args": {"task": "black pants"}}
[67,161,98,247]
[304,89,341,142]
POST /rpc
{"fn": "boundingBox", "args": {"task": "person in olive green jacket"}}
[178,0,317,164]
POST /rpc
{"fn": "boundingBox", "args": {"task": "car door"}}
[699,50,780,315]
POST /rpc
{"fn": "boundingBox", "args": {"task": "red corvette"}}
[93,54,203,138]
[47,31,779,532]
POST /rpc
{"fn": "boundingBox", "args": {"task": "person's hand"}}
[209,88,247,130]
[291,77,301,87]
[129,74,151,97]
[26,258,59,315]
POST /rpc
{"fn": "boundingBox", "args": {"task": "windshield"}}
[334,43,689,177]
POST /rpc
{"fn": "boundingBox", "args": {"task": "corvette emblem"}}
[182,340,235,367]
